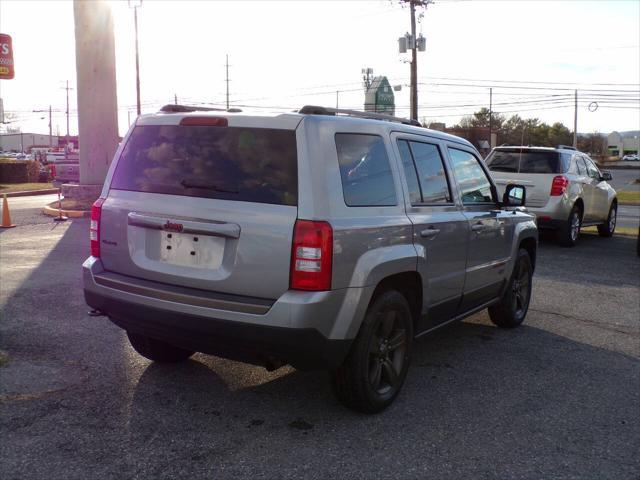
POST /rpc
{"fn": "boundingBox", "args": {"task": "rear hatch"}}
[99,113,301,300]
[485,148,569,207]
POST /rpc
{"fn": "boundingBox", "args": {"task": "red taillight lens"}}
[90,197,105,257]
[290,220,333,291]
[50,164,56,178]
[179,117,228,127]
[550,176,569,196]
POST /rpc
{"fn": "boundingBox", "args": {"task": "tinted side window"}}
[575,156,586,175]
[584,158,600,179]
[448,148,493,204]
[397,140,421,204]
[409,141,451,203]
[335,134,397,206]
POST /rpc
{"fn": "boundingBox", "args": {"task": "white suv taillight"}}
[290,220,333,291]
[90,198,105,257]
[550,175,569,196]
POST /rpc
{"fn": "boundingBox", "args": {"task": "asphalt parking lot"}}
[1,196,639,479]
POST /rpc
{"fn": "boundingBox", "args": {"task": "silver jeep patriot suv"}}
[83,105,538,413]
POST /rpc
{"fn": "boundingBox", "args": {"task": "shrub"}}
[25,160,41,183]
[0,161,28,183]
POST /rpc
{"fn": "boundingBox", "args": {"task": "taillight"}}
[290,220,333,291]
[50,164,56,178]
[550,176,569,196]
[90,197,105,257]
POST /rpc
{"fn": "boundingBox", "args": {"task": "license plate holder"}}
[159,231,224,269]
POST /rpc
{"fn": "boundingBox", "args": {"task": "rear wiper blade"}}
[180,179,239,194]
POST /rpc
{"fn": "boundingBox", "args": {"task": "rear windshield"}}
[111,125,298,206]
[486,149,568,174]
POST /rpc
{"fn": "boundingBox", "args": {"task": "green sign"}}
[365,76,395,115]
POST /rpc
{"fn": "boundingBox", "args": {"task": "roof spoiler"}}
[159,104,243,113]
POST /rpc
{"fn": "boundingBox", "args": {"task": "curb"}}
[4,188,59,198]
[42,205,90,219]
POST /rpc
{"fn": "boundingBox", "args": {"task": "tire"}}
[488,249,533,329]
[331,290,413,414]
[597,202,617,237]
[127,331,194,363]
[557,205,582,247]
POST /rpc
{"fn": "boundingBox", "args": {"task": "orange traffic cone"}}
[1,194,16,229]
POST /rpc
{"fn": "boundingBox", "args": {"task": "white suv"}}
[486,146,617,246]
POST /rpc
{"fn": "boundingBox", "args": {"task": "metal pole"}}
[489,87,493,149]
[225,54,230,110]
[134,6,141,116]
[573,89,578,148]
[174,93,178,105]
[65,80,70,145]
[336,91,339,109]
[410,1,418,121]
[48,105,52,147]
[127,110,131,127]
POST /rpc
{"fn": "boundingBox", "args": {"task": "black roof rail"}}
[556,144,577,150]
[159,104,243,113]
[298,105,422,127]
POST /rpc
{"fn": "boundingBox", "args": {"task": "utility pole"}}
[399,0,430,122]
[63,80,72,146]
[35,107,54,147]
[489,87,493,149]
[225,54,230,110]
[336,91,339,109]
[573,89,578,148]
[131,1,142,116]
[409,1,418,121]
[174,93,178,105]
[362,68,373,90]
[128,110,131,127]
[48,105,52,147]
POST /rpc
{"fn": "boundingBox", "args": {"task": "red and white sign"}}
[0,34,15,80]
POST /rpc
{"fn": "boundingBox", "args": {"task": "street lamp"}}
[128,0,142,116]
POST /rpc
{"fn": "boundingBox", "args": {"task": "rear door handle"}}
[471,223,486,232]
[420,227,440,239]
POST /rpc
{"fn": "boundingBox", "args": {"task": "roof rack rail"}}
[556,144,577,150]
[298,105,421,127]
[159,104,243,113]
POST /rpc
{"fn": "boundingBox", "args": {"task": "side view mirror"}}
[600,171,612,181]
[503,184,526,207]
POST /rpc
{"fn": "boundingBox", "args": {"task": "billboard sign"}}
[0,34,15,79]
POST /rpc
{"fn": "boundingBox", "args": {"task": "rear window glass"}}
[486,150,567,174]
[111,125,298,206]
[335,133,397,207]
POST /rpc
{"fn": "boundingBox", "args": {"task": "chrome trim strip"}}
[128,212,240,239]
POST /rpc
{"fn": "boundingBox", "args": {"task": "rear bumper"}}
[83,257,373,370]
[526,196,572,228]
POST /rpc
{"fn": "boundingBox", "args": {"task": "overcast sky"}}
[1,0,638,137]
